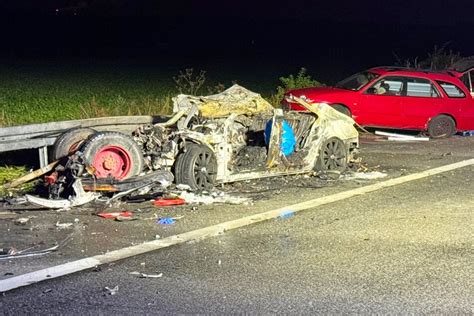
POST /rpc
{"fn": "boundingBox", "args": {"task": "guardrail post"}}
[38,146,48,168]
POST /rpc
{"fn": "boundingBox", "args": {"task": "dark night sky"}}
[1,0,473,23]
[0,0,473,80]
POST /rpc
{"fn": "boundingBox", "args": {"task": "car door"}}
[358,76,404,127]
[399,76,443,129]
[435,80,474,130]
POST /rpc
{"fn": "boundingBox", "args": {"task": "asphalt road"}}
[1,135,473,314]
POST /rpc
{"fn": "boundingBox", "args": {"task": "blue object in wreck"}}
[265,119,296,156]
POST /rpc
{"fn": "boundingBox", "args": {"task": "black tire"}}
[427,115,456,138]
[52,127,96,160]
[174,143,217,191]
[332,104,351,117]
[81,132,144,180]
[315,137,348,172]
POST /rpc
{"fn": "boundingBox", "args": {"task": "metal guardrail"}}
[0,116,161,167]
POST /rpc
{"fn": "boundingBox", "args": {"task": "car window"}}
[335,71,379,91]
[365,76,404,96]
[437,81,466,98]
[406,77,440,98]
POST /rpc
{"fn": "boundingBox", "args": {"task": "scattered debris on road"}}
[342,171,388,180]
[55,221,73,229]
[97,211,133,219]
[279,210,295,219]
[14,217,30,225]
[156,217,177,225]
[152,197,186,206]
[178,190,250,205]
[0,244,58,260]
[375,130,429,142]
[0,234,71,260]
[129,271,163,278]
[104,285,119,296]
[0,211,16,219]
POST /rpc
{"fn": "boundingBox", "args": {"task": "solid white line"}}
[2,158,474,293]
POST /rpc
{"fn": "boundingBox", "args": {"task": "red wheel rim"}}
[92,145,132,179]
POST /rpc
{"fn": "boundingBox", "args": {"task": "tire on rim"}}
[332,104,351,117]
[174,143,217,191]
[315,137,348,172]
[81,131,144,180]
[52,127,96,160]
[427,115,456,138]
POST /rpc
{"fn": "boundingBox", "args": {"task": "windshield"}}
[335,71,379,91]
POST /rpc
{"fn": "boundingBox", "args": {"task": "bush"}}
[173,68,206,95]
[394,43,462,70]
[269,68,323,106]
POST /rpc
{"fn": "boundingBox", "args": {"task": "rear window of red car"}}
[436,81,466,98]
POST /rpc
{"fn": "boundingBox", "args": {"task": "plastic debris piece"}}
[104,285,119,295]
[56,222,73,229]
[152,197,186,206]
[14,217,30,225]
[157,217,176,225]
[129,271,163,278]
[97,211,133,219]
[342,171,387,180]
[279,210,295,219]
[178,191,250,205]
[0,211,17,219]
[0,245,57,260]
[115,216,136,222]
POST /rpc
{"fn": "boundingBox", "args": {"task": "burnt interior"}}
[232,112,317,172]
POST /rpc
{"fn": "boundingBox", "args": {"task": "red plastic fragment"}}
[44,171,58,185]
[97,211,133,219]
[152,197,186,206]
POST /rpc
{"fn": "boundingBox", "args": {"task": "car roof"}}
[368,66,463,81]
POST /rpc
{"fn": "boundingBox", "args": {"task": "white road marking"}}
[2,158,474,293]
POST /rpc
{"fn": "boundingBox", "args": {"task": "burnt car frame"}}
[47,85,359,198]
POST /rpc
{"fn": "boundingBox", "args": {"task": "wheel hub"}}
[102,155,118,170]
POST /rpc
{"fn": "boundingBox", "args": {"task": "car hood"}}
[286,87,355,102]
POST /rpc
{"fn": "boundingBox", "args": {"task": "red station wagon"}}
[283,64,474,137]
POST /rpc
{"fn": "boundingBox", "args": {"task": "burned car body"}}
[44,85,359,199]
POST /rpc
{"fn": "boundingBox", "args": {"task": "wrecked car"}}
[32,85,359,203]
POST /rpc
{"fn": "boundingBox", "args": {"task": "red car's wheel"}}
[82,132,144,180]
[427,115,456,138]
[332,104,352,117]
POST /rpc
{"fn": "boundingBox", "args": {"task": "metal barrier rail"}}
[0,116,160,167]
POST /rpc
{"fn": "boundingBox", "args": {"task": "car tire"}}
[331,104,352,117]
[427,115,456,138]
[315,137,348,172]
[174,143,217,191]
[81,131,144,180]
[52,127,96,160]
